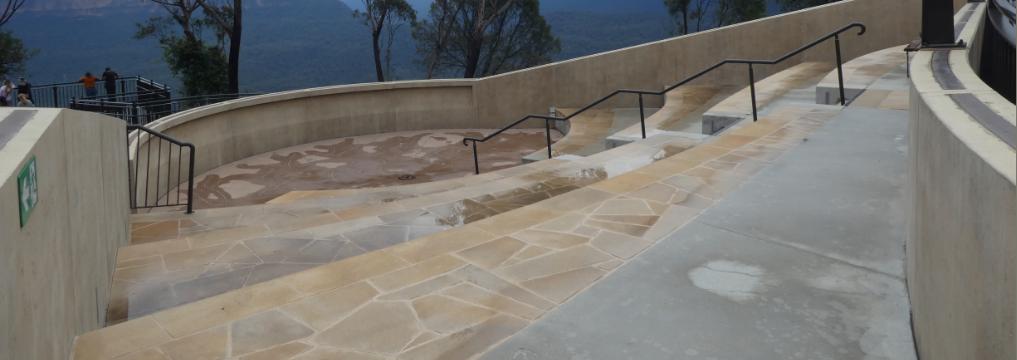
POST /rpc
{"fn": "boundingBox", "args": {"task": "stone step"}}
[606,85,740,147]
[702,61,834,134]
[815,45,905,105]
[520,107,659,163]
[75,102,842,360]
[106,133,702,325]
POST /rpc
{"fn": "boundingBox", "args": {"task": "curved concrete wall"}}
[907,3,1017,359]
[138,0,923,195]
[0,109,130,360]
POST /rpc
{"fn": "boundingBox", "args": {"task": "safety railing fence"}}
[72,93,260,125]
[462,22,867,174]
[127,125,195,214]
[28,76,171,108]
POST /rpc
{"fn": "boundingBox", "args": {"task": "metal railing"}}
[73,93,260,125]
[30,76,171,108]
[980,0,1016,103]
[463,22,866,174]
[127,125,196,214]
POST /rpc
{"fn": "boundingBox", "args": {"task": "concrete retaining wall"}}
[907,3,1017,359]
[140,0,924,185]
[0,109,130,360]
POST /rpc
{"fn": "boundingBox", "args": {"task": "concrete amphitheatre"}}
[1,0,1014,359]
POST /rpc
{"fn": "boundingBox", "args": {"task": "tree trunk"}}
[372,29,385,81]
[462,35,483,78]
[227,0,242,94]
[682,9,689,34]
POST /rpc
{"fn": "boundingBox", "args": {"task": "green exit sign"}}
[17,156,38,228]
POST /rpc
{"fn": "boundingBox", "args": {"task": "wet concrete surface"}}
[185,129,562,209]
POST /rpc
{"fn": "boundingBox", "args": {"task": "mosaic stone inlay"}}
[182,129,562,209]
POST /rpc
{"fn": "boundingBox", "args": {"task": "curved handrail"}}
[127,125,196,214]
[462,22,865,174]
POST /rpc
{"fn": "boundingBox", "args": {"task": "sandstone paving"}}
[75,100,841,359]
[108,139,675,324]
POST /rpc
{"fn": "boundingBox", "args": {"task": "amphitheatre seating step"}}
[701,61,833,134]
[521,107,660,162]
[75,102,841,360]
[128,158,570,244]
[815,45,905,105]
[107,134,701,325]
[606,85,740,146]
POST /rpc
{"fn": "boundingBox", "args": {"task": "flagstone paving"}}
[108,133,700,325]
[77,100,841,359]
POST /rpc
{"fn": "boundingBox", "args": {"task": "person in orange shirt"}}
[79,72,98,98]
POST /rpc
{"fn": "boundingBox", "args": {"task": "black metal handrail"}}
[127,125,196,214]
[463,22,866,174]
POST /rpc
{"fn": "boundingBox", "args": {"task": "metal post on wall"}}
[922,0,962,47]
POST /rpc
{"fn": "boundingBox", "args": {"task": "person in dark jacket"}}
[16,77,31,101]
[102,67,119,97]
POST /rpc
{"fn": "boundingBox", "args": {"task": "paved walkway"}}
[482,70,915,360]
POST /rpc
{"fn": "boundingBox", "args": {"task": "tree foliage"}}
[413,0,560,78]
[136,0,230,95]
[196,0,242,93]
[663,0,712,35]
[0,31,32,78]
[0,0,30,78]
[714,0,766,26]
[354,0,416,82]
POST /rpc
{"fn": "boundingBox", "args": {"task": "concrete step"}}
[815,45,905,105]
[521,108,638,163]
[702,61,834,134]
[106,133,702,325]
[606,85,740,147]
[75,101,843,360]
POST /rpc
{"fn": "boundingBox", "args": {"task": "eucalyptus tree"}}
[664,0,712,35]
[0,0,29,78]
[354,0,416,82]
[196,0,243,94]
[136,0,228,95]
[413,0,560,78]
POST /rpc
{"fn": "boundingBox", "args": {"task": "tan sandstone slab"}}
[316,302,420,355]
[280,281,378,331]
[158,326,227,360]
[412,295,498,334]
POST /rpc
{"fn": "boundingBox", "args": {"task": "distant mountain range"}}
[8,0,785,93]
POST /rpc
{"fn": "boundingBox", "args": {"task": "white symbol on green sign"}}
[17,156,38,228]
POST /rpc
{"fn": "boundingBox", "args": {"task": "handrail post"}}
[834,34,847,106]
[471,141,480,175]
[748,64,758,122]
[638,93,647,139]
[186,144,195,214]
[51,86,58,107]
[545,119,553,159]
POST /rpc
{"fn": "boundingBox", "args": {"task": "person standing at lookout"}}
[102,67,118,97]
[0,80,11,106]
[16,77,31,101]
[80,72,98,98]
